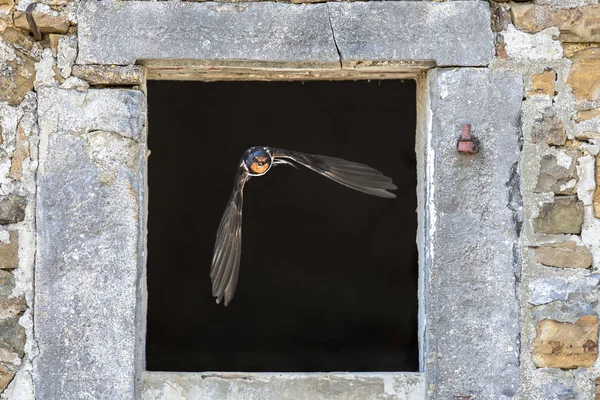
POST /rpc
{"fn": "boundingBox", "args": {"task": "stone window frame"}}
[34,1,523,399]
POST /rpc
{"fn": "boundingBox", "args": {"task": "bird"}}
[210,146,397,306]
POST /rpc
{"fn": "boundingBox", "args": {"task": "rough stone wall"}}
[0,0,599,399]
[491,0,600,398]
[0,0,144,398]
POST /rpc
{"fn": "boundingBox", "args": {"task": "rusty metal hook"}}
[25,3,42,41]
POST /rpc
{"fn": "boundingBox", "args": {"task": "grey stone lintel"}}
[77,1,494,79]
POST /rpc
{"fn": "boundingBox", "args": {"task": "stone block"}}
[425,68,522,398]
[72,65,144,86]
[37,87,145,139]
[512,4,600,42]
[566,47,600,103]
[574,108,600,123]
[0,232,18,270]
[77,1,493,68]
[535,151,579,195]
[0,297,25,322]
[0,195,26,225]
[13,9,69,34]
[0,348,20,393]
[0,270,14,296]
[528,276,598,305]
[328,1,494,67]
[535,241,592,269]
[143,372,425,400]
[77,1,339,66]
[532,316,599,368]
[527,70,556,98]
[534,196,584,234]
[0,32,36,106]
[0,315,25,356]
[531,108,566,146]
[35,87,147,399]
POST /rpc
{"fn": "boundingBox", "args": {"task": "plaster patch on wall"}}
[503,25,563,61]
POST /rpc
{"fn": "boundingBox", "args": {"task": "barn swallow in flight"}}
[210,146,397,306]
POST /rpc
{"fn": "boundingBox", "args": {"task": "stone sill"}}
[142,371,426,400]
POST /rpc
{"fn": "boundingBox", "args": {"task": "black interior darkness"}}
[146,80,418,372]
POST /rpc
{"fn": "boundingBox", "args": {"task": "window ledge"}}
[143,371,425,400]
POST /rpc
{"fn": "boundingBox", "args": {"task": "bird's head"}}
[243,147,273,176]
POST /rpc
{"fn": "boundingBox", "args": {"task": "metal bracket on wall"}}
[457,123,479,154]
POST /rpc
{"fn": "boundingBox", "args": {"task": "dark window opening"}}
[146,80,418,372]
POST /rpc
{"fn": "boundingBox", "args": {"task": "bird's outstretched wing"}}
[271,148,397,198]
[210,167,248,306]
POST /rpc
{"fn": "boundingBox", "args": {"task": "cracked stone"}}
[527,70,556,98]
[532,316,598,368]
[0,270,14,297]
[533,196,584,234]
[566,47,600,104]
[72,65,144,86]
[512,4,600,42]
[0,195,26,225]
[531,108,566,146]
[535,241,592,269]
[535,151,579,195]
[13,8,69,34]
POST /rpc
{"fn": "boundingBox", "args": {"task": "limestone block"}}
[0,297,25,321]
[512,4,600,42]
[35,87,147,399]
[425,68,522,398]
[531,107,566,146]
[574,108,600,123]
[533,196,584,234]
[77,1,339,66]
[532,316,599,368]
[0,33,36,106]
[13,8,69,34]
[328,1,494,67]
[0,270,14,296]
[0,315,25,355]
[77,1,494,67]
[528,276,598,305]
[0,232,18,270]
[72,65,144,86]
[566,47,600,103]
[535,241,592,269]
[535,151,579,195]
[527,70,556,98]
[0,195,25,225]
